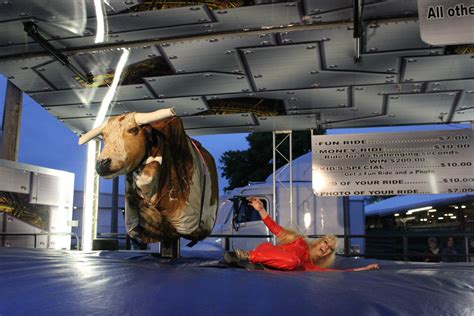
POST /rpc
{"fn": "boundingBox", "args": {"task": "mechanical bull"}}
[78,108,218,244]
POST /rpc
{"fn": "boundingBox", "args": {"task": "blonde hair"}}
[276,229,338,268]
[310,235,339,268]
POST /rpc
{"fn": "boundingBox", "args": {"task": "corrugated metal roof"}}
[0,1,471,136]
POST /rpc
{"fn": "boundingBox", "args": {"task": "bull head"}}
[78,108,175,178]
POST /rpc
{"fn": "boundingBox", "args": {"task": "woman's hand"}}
[247,197,265,212]
[246,197,269,220]
[352,263,379,271]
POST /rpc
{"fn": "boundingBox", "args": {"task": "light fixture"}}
[406,206,432,215]
[394,213,400,217]
[94,0,106,43]
[438,217,444,220]
[312,169,327,193]
[304,212,312,229]
[450,216,457,219]
[428,209,437,213]
[454,206,459,209]
[461,205,466,209]
[81,48,130,251]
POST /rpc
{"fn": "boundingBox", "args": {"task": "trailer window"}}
[234,198,267,223]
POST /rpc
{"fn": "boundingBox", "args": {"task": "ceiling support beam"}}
[23,21,94,84]
[0,81,23,161]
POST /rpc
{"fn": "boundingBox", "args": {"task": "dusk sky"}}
[0,74,468,196]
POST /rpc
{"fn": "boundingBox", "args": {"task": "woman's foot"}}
[235,249,250,261]
[223,249,250,267]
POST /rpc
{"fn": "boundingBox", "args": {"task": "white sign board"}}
[417,0,474,45]
[312,128,474,196]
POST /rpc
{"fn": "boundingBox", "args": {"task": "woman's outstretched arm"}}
[307,263,379,272]
[247,197,283,236]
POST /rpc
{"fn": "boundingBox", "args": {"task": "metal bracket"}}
[160,239,180,259]
[23,21,94,84]
[353,0,364,63]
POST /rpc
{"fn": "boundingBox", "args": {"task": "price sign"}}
[312,128,474,196]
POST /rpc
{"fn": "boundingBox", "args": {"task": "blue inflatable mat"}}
[0,248,472,315]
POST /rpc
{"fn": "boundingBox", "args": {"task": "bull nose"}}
[96,158,111,176]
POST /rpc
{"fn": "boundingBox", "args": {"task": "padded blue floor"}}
[0,248,473,315]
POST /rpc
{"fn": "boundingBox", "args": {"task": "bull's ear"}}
[78,122,106,145]
[134,107,176,126]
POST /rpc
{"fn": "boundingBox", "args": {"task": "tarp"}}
[0,248,473,315]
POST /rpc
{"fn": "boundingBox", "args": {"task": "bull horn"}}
[78,122,106,145]
[134,107,176,126]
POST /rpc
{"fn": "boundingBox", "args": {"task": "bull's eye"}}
[128,127,139,135]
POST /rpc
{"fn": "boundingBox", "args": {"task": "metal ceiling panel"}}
[206,87,349,110]
[71,46,158,76]
[254,114,318,131]
[212,3,302,31]
[267,87,350,110]
[51,24,207,53]
[30,84,154,106]
[0,0,138,22]
[352,83,424,116]
[32,60,84,90]
[182,113,257,130]
[243,43,321,90]
[0,20,33,46]
[161,34,276,74]
[318,108,381,124]
[30,89,106,106]
[45,103,126,119]
[304,70,389,88]
[37,47,157,90]
[452,107,474,123]
[100,6,211,33]
[46,97,208,119]
[302,0,353,14]
[327,92,455,128]
[310,0,417,23]
[427,79,474,113]
[0,56,54,92]
[402,55,474,82]
[315,83,427,124]
[61,117,96,134]
[145,73,252,98]
[365,20,433,52]
[325,48,444,74]
[0,43,44,58]
[117,97,209,116]
[426,79,474,92]
[280,27,350,45]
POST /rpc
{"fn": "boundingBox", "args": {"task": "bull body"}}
[79,109,218,243]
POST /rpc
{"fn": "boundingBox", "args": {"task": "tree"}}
[220,130,314,191]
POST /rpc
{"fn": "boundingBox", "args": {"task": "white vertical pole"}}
[272,132,277,228]
[82,140,100,251]
[289,131,293,226]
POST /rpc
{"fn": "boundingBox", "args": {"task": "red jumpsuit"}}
[249,216,352,271]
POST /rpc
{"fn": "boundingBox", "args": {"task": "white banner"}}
[417,0,474,45]
[312,128,474,196]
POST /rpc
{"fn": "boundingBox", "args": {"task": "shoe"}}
[235,249,250,261]
[224,252,241,267]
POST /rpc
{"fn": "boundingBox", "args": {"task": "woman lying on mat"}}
[224,197,379,272]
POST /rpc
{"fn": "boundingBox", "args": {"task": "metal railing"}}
[0,232,80,250]
[94,232,474,262]
[308,233,474,262]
